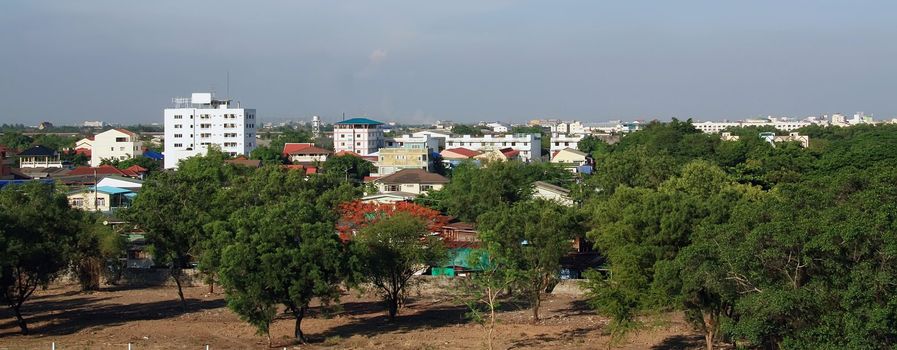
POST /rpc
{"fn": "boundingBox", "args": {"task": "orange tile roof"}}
[442,147,481,158]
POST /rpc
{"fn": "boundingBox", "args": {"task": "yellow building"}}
[375,146,432,176]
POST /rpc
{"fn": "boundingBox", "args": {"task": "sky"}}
[2,1,897,125]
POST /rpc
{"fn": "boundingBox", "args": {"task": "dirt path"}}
[0,284,702,349]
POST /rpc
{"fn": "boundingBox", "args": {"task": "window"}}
[174,124,183,129]
[356,142,361,146]
[119,147,125,151]
[70,198,83,207]
[357,134,362,138]
[387,185,400,192]
[174,143,183,148]
[341,134,346,138]
[97,198,106,207]
[421,185,434,191]
[200,123,212,128]
[119,155,126,160]
[564,142,569,146]
[115,137,127,142]
[174,115,183,120]
[174,134,183,138]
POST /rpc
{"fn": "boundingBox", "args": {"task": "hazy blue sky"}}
[2,1,897,125]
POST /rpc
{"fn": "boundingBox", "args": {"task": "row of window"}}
[173,124,255,129]
[174,114,255,120]
[172,142,253,148]
[446,141,528,147]
[172,133,251,138]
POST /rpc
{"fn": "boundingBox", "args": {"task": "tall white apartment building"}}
[445,134,542,161]
[163,92,257,169]
[333,118,385,155]
[90,128,143,166]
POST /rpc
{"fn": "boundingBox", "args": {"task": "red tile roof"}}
[442,147,481,158]
[125,165,147,173]
[375,169,450,185]
[282,164,318,174]
[114,128,138,138]
[501,148,520,158]
[67,165,133,177]
[282,143,315,156]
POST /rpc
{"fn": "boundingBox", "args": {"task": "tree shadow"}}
[507,326,596,348]
[311,301,469,341]
[650,334,705,350]
[0,295,224,337]
[553,298,596,316]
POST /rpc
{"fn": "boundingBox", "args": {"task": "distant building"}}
[532,181,573,206]
[375,144,433,177]
[333,118,385,155]
[67,186,136,212]
[83,121,106,128]
[89,128,143,167]
[445,134,541,161]
[17,145,62,169]
[549,133,585,155]
[374,168,449,195]
[550,148,589,170]
[37,121,53,130]
[282,143,331,164]
[163,92,257,169]
[486,122,510,133]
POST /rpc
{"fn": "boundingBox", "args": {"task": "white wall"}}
[163,97,256,169]
[90,129,143,167]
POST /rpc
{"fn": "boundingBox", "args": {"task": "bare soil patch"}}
[0,284,701,349]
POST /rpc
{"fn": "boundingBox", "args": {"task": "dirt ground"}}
[0,284,703,350]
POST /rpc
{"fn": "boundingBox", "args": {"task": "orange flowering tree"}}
[337,200,450,240]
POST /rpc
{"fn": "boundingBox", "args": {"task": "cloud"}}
[369,48,388,65]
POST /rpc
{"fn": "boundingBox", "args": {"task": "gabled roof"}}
[283,143,331,156]
[67,165,128,176]
[97,175,144,186]
[18,145,58,157]
[501,148,520,158]
[556,148,587,157]
[282,164,318,174]
[335,118,384,125]
[441,148,481,159]
[124,165,147,173]
[375,169,449,185]
[92,186,134,195]
[113,128,138,138]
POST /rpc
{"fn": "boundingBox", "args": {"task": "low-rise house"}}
[90,128,143,167]
[474,148,520,163]
[17,145,62,169]
[360,192,418,204]
[283,143,331,163]
[96,175,144,191]
[68,186,136,212]
[550,148,592,173]
[532,181,574,206]
[374,168,449,195]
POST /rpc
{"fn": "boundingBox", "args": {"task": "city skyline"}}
[3,1,897,124]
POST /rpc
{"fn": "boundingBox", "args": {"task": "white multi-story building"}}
[333,118,385,155]
[486,122,510,133]
[445,134,541,161]
[163,92,257,169]
[549,133,585,156]
[90,128,143,166]
[692,118,816,134]
[83,120,106,128]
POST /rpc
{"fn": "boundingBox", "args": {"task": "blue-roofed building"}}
[143,151,164,161]
[67,186,136,212]
[334,117,385,155]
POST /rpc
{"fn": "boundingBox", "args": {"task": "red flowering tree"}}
[337,201,450,241]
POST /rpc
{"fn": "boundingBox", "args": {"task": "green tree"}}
[323,154,375,182]
[248,145,284,164]
[0,182,81,334]
[577,135,612,155]
[0,132,34,150]
[218,199,346,343]
[451,124,485,136]
[477,200,575,322]
[354,212,446,320]
[71,213,125,291]
[458,248,514,350]
[124,149,242,306]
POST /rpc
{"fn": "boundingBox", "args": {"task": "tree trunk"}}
[703,311,717,350]
[387,295,399,321]
[488,302,496,350]
[293,305,307,343]
[12,303,28,334]
[170,266,186,310]
[209,280,214,294]
[532,292,541,323]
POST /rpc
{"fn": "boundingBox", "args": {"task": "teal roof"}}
[335,118,384,125]
[92,186,133,195]
[443,248,491,269]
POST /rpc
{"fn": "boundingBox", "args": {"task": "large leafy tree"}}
[336,200,449,241]
[0,182,81,334]
[477,199,576,322]
[323,154,375,182]
[124,149,243,306]
[354,213,446,320]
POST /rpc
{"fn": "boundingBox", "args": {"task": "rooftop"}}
[335,118,384,125]
[375,169,450,185]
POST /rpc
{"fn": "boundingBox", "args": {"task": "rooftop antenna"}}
[226,71,230,101]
